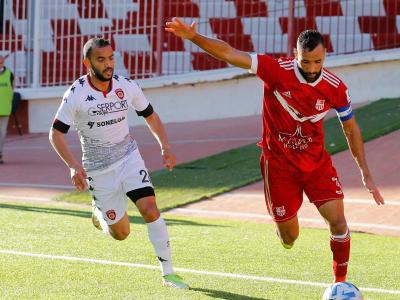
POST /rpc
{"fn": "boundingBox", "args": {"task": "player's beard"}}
[298,67,321,83]
[91,65,114,82]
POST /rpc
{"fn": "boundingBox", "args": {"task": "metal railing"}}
[2,0,399,88]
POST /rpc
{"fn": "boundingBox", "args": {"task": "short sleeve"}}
[249,54,279,87]
[54,89,78,127]
[334,82,353,122]
[128,80,150,112]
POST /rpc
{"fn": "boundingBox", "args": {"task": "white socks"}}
[147,217,173,276]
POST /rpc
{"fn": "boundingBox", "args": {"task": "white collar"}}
[294,60,323,87]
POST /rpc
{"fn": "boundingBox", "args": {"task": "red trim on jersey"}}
[87,74,113,97]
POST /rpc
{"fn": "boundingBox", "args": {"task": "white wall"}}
[20,49,400,133]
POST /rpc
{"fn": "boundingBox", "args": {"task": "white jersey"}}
[54,74,151,173]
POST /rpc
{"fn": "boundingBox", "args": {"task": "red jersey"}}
[251,54,353,172]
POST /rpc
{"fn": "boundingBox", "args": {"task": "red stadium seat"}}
[358,16,398,34]
[230,0,268,17]
[51,19,81,36]
[123,52,157,79]
[192,52,228,71]
[209,18,255,51]
[371,33,400,50]
[149,33,185,51]
[12,0,28,19]
[0,35,24,51]
[41,52,85,86]
[304,0,343,17]
[384,0,400,15]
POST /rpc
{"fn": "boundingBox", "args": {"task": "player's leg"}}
[0,116,9,164]
[123,150,189,289]
[88,171,131,240]
[305,158,349,282]
[317,199,350,283]
[260,154,303,249]
[275,216,300,249]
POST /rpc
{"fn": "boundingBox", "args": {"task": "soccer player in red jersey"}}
[166,18,385,283]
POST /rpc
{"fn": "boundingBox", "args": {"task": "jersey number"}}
[140,170,150,183]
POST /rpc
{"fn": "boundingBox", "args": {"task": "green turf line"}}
[55,98,400,210]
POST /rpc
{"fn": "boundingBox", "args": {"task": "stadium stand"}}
[1,0,400,87]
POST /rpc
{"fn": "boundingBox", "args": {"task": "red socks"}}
[330,228,351,283]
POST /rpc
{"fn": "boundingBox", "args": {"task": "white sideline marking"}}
[0,249,399,295]
[0,195,51,202]
[219,193,400,205]
[0,182,73,189]
[172,209,400,231]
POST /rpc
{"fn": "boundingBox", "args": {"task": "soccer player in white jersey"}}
[166,19,384,283]
[49,38,189,289]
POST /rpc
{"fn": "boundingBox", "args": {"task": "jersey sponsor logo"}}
[88,116,126,128]
[315,99,325,111]
[278,125,312,151]
[332,177,343,195]
[85,95,96,102]
[88,99,128,116]
[115,88,124,100]
[275,206,286,217]
[106,209,116,220]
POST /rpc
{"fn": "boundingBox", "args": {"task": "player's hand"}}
[165,17,197,40]
[162,148,177,171]
[70,164,88,192]
[362,174,384,205]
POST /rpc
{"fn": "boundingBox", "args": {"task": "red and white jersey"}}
[54,74,151,174]
[250,54,353,172]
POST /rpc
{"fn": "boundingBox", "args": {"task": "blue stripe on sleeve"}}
[336,104,351,113]
[339,112,354,122]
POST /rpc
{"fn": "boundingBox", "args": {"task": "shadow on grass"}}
[0,203,227,228]
[191,287,270,300]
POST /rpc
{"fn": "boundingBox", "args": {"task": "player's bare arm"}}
[341,117,384,205]
[49,128,87,192]
[143,112,176,171]
[165,17,251,69]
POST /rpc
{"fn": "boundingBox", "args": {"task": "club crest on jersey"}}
[275,206,286,217]
[315,99,325,111]
[115,88,124,100]
[106,209,116,220]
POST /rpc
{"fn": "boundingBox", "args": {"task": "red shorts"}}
[260,154,344,223]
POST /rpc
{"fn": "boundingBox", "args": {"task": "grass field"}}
[57,98,400,210]
[0,202,399,299]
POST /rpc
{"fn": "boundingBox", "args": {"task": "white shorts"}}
[87,149,154,225]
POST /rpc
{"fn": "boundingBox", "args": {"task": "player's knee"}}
[141,207,160,223]
[328,217,347,234]
[111,228,130,241]
[278,230,298,246]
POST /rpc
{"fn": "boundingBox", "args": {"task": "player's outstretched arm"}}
[165,17,251,69]
[49,128,87,192]
[341,117,384,205]
[143,112,177,171]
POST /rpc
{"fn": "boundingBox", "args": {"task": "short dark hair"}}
[297,30,325,52]
[83,38,111,59]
